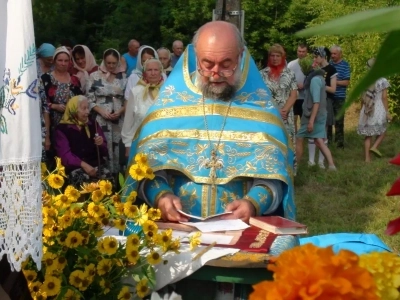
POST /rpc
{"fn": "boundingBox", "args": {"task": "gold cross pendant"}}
[205,149,224,190]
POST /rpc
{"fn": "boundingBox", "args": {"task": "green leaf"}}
[119,172,125,188]
[297,6,400,37]
[347,30,400,102]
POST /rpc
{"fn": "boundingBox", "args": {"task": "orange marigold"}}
[250,244,378,300]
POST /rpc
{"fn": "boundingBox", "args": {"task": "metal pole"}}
[214,0,243,36]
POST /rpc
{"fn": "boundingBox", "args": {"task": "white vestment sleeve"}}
[124,73,140,100]
[121,90,136,147]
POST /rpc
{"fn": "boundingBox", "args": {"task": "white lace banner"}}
[0,0,42,271]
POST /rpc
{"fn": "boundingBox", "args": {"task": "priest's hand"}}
[157,193,189,222]
[222,199,256,223]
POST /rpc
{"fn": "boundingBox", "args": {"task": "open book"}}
[177,209,232,221]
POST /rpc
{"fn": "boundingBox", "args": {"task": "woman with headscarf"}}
[296,56,336,171]
[124,45,167,101]
[122,58,164,157]
[260,44,298,170]
[71,45,98,93]
[54,95,111,187]
[39,46,83,162]
[36,43,56,78]
[357,58,391,162]
[307,46,337,168]
[86,48,126,175]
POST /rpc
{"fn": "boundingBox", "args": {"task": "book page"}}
[177,209,233,221]
[180,219,250,233]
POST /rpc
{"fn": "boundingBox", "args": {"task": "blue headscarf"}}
[36,43,56,58]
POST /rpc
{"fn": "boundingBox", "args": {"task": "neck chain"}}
[202,96,233,190]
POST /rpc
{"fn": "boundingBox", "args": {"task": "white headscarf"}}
[71,45,98,90]
[99,48,125,80]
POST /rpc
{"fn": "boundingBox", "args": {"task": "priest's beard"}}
[198,66,242,102]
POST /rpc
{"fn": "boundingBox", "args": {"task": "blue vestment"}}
[126,45,296,220]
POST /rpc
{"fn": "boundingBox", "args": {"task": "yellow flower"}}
[47,174,64,189]
[141,164,155,180]
[64,289,81,300]
[55,157,66,177]
[126,190,137,203]
[42,275,61,297]
[65,231,83,248]
[64,185,80,202]
[71,205,86,218]
[57,256,67,270]
[84,263,96,278]
[148,208,161,221]
[54,194,71,209]
[41,162,48,177]
[129,164,145,181]
[23,269,37,282]
[99,180,113,195]
[58,213,74,229]
[42,191,52,206]
[136,278,150,298]
[156,229,172,251]
[101,236,119,255]
[359,252,400,300]
[142,220,158,234]
[87,202,106,218]
[126,234,141,249]
[97,258,113,275]
[133,204,148,226]
[99,278,112,294]
[92,190,105,202]
[126,247,140,264]
[69,270,85,288]
[113,218,127,231]
[135,153,148,165]
[147,251,162,265]
[124,202,139,219]
[189,231,202,250]
[28,280,42,293]
[43,252,58,272]
[80,182,99,193]
[114,202,125,215]
[31,289,47,300]
[118,286,132,300]
[168,239,181,254]
[111,193,121,203]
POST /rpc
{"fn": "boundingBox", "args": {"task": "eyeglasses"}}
[197,63,238,78]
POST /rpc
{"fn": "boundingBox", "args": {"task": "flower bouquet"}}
[22,155,200,300]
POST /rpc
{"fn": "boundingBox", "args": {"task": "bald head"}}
[172,40,184,57]
[128,39,140,56]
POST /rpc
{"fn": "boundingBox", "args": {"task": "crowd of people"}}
[37,28,391,188]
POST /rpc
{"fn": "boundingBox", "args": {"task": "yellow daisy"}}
[148,208,162,221]
[133,204,148,226]
[147,251,162,265]
[156,229,172,251]
[126,233,141,249]
[80,182,99,194]
[65,231,83,248]
[23,269,37,282]
[58,213,74,229]
[142,220,158,234]
[92,190,105,202]
[41,162,48,177]
[141,164,155,180]
[114,202,125,215]
[78,277,91,292]
[102,236,119,255]
[136,278,150,298]
[43,252,58,272]
[31,289,47,300]
[126,190,137,203]
[54,194,70,209]
[99,180,113,195]
[135,153,148,165]
[189,231,202,250]
[97,258,113,275]
[111,194,121,203]
[113,218,127,231]
[55,157,66,177]
[87,202,105,218]
[118,286,132,300]
[28,280,42,293]
[126,247,140,264]
[84,263,96,278]
[47,174,64,189]
[168,239,181,254]
[42,275,61,297]
[64,185,80,202]
[69,270,85,288]
[129,164,145,181]
[99,278,112,294]
[64,289,81,300]
[124,202,139,219]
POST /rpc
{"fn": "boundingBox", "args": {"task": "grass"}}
[295,105,400,252]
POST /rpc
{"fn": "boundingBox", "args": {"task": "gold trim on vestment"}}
[201,185,209,218]
[138,129,288,156]
[135,105,285,141]
[182,48,251,95]
[210,185,217,216]
[150,165,289,186]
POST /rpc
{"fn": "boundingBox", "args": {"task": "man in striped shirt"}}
[329,45,351,148]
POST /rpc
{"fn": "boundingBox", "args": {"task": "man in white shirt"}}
[287,43,308,132]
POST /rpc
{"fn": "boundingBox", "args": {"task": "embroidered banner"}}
[0,0,42,271]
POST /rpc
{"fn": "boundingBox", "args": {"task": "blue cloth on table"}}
[300,233,391,255]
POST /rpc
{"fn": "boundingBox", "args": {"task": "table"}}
[175,251,274,299]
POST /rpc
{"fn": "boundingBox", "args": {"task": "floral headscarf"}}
[137,58,164,100]
[59,95,90,137]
